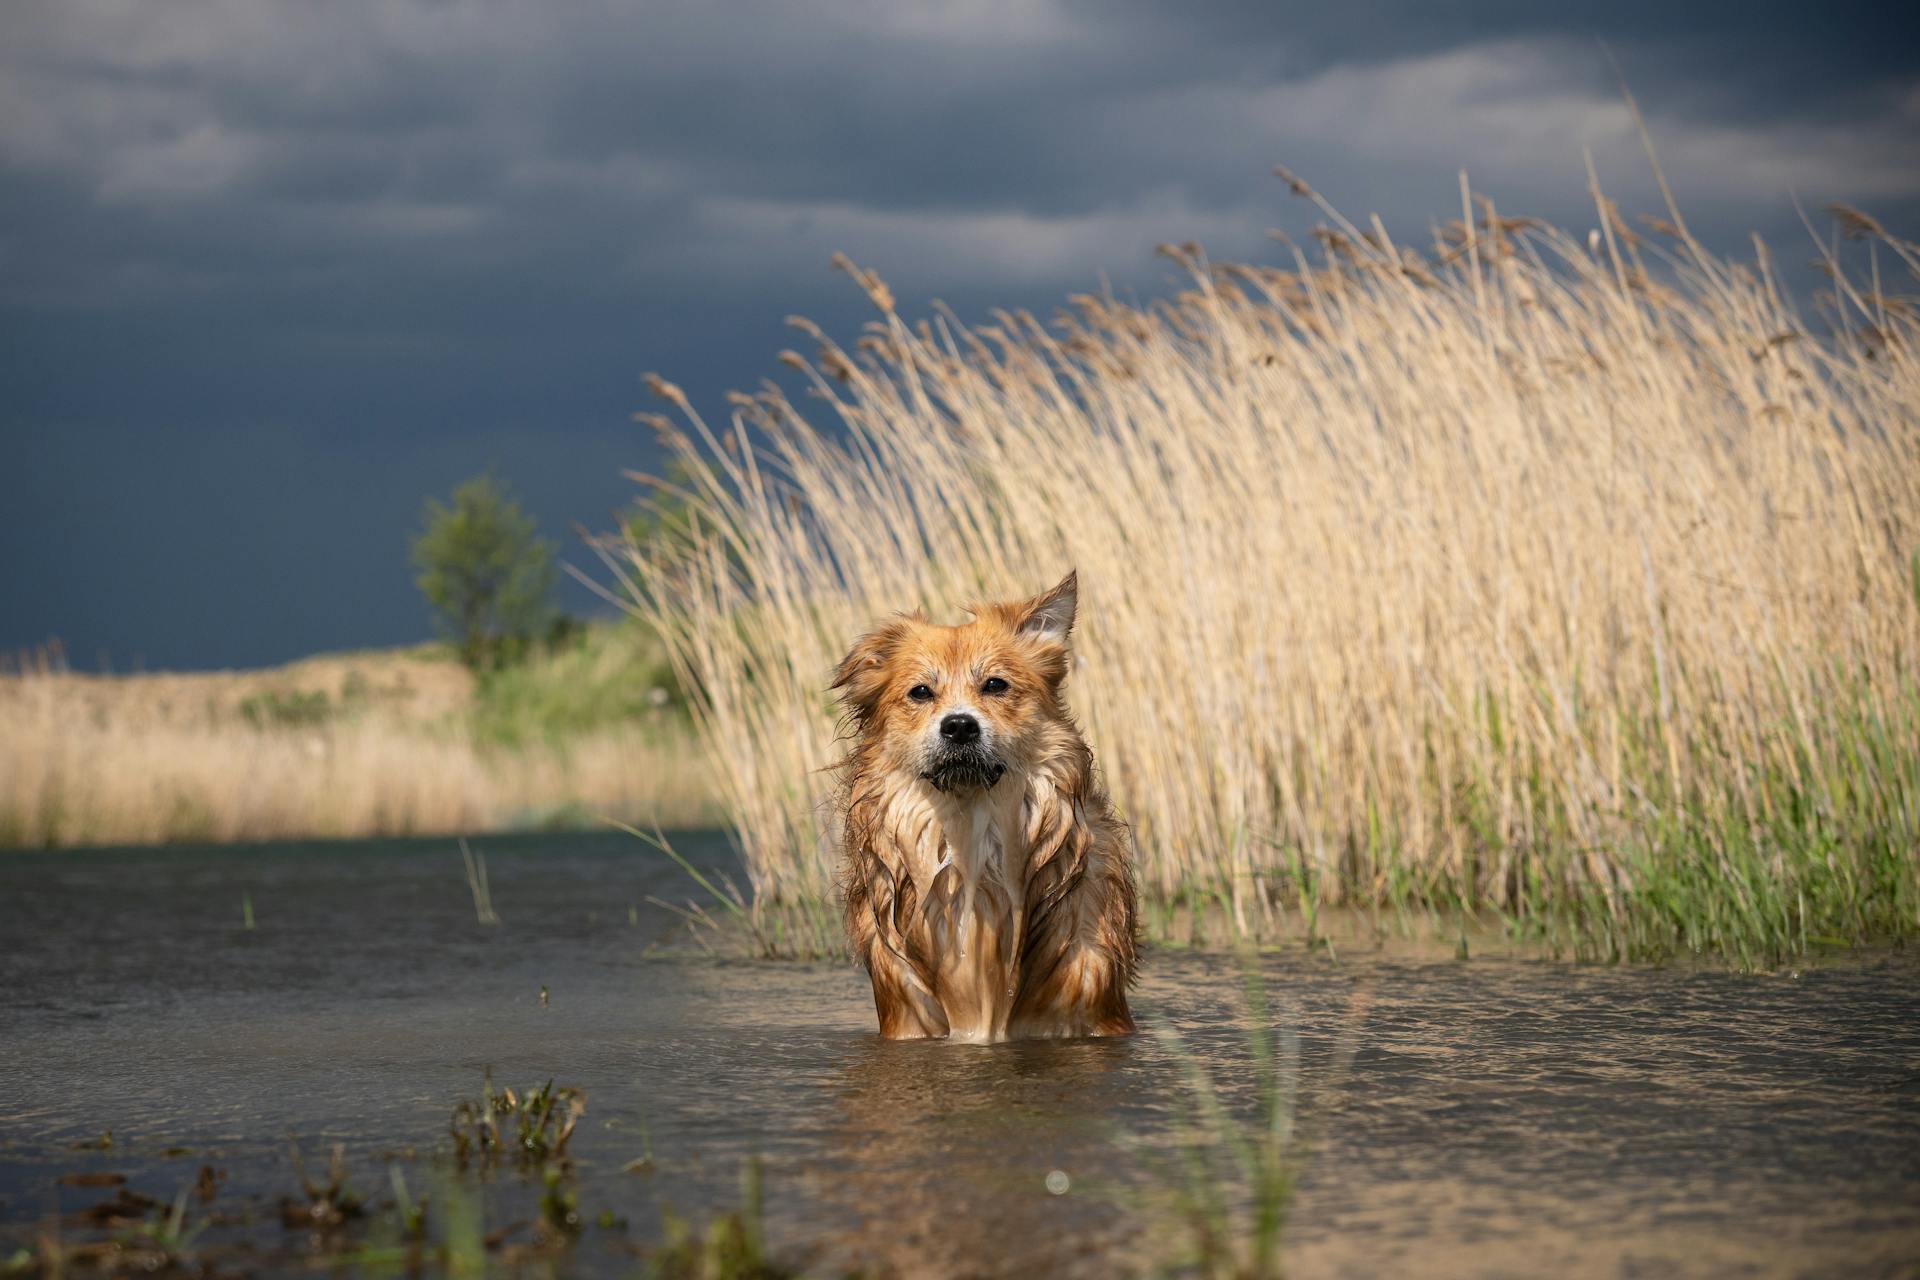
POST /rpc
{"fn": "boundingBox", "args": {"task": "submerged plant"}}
[122,1188,207,1269]
[282,1140,365,1232]
[1136,964,1369,1279]
[458,837,501,926]
[9,1183,213,1277]
[537,1166,583,1242]
[648,1159,796,1280]
[328,1173,486,1279]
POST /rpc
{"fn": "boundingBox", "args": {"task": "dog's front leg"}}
[861,937,950,1039]
[848,858,950,1039]
[1009,821,1138,1038]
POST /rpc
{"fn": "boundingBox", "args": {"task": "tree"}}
[411,474,558,672]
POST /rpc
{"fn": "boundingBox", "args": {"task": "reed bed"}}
[614,175,1920,964]
[0,670,717,848]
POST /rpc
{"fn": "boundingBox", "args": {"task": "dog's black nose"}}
[939,713,980,744]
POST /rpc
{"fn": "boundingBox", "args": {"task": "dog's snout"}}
[939,713,981,744]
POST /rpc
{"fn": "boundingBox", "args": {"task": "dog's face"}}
[833,572,1080,793]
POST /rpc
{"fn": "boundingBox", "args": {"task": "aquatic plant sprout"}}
[448,1071,584,1170]
[610,168,1920,965]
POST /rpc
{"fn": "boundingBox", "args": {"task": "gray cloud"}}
[3,0,1916,666]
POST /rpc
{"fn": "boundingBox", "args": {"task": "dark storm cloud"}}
[3,0,1916,667]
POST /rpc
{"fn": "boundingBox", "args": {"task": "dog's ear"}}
[1008,571,1077,685]
[1012,570,1077,645]
[832,615,915,725]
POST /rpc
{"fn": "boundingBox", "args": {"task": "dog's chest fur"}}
[883,778,1031,1042]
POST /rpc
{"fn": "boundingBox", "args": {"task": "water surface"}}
[2,833,1916,1277]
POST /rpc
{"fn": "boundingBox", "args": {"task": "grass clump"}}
[448,1072,584,1171]
[610,167,1920,968]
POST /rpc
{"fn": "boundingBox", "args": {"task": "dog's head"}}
[832,571,1080,793]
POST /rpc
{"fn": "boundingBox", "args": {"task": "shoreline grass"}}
[0,625,722,849]
[613,172,1920,969]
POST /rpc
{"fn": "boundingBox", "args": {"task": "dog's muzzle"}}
[923,744,1007,792]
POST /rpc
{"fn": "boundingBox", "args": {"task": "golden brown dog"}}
[833,571,1138,1042]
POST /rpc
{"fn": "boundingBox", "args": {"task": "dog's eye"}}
[980,677,1009,695]
[908,684,935,703]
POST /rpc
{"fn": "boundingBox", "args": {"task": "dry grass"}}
[2,644,475,732]
[613,175,1920,963]
[0,645,718,848]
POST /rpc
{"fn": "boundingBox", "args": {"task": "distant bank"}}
[0,625,717,850]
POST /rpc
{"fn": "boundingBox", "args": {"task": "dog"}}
[832,571,1138,1042]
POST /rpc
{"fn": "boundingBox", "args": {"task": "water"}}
[2,832,1916,1277]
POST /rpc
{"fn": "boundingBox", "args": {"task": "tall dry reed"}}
[614,174,1920,962]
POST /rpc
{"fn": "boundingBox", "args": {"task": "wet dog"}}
[832,571,1138,1041]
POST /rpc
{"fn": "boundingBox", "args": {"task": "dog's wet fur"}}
[832,571,1139,1041]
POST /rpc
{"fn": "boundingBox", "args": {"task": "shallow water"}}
[2,832,1916,1277]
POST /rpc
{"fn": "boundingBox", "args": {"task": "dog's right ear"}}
[831,615,915,725]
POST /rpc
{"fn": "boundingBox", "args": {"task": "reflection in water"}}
[1,833,1917,1278]
[817,1036,1137,1277]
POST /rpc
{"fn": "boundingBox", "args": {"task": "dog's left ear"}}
[1014,570,1078,644]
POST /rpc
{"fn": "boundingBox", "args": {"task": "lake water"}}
[2,832,1916,1277]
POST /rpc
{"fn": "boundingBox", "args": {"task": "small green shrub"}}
[469,621,683,747]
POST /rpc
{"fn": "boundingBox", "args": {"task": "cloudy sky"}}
[4,1,1916,669]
